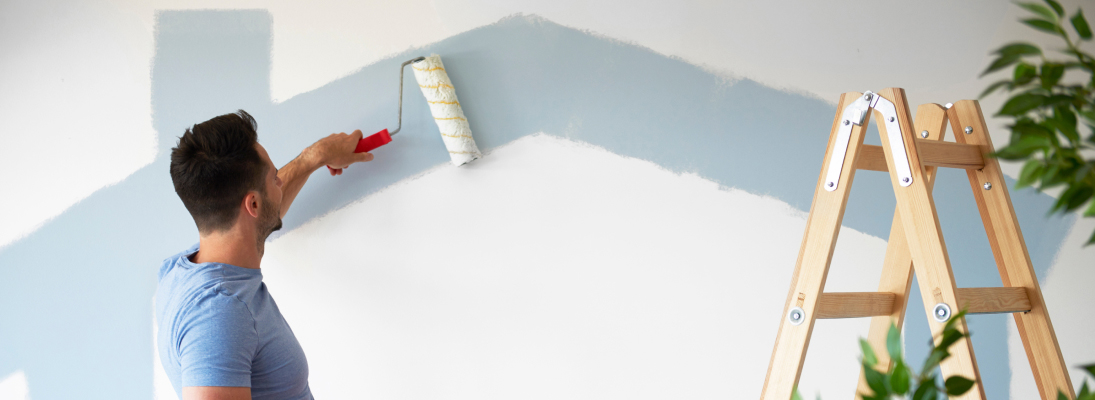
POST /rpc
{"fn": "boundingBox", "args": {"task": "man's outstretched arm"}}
[277,130,374,219]
[183,386,251,400]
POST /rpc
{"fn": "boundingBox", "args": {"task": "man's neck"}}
[192,229,262,269]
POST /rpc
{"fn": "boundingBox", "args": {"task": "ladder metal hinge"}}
[824,91,914,191]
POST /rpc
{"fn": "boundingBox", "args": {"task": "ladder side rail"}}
[760,92,871,400]
[946,101,1074,399]
[856,103,949,396]
[874,88,986,400]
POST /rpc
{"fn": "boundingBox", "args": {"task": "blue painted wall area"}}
[0,10,1074,399]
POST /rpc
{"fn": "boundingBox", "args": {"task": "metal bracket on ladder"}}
[824,91,914,191]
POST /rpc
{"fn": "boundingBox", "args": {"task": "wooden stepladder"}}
[760,88,1074,400]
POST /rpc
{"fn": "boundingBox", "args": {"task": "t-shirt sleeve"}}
[177,291,258,388]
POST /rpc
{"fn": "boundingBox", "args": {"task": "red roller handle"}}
[327,129,391,175]
[355,129,392,153]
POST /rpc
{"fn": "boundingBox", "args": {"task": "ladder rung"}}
[816,292,896,319]
[857,140,984,171]
[957,287,1031,314]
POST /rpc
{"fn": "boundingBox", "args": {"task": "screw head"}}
[933,303,952,322]
[864,93,873,101]
[920,130,929,138]
[902,177,910,183]
[984,182,992,190]
[889,116,896,123]
[843,120,850,126]
[788,307,806,325]
[828,182,835,188]
[965,126,973,134]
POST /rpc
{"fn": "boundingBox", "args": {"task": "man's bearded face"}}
[259,190,282,241]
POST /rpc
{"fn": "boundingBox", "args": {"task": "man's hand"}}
[304,130,375,176]
[276,129,376,218]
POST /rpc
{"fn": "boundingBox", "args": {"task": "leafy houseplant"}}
[856,310,974,400]
[980,0,1095,244]
[794,307,1095,399]
[791,310,975,400]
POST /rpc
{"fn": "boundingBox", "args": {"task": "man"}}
[157,110,372,400]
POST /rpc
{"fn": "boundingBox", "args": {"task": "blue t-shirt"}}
[156,244,312,400]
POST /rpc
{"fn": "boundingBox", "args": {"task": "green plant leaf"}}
[1055,185,1094,212]
[1059,390,1071,400]
[1019,2,1060,22]
[945,376,976,395]
[998,93,1047,115]
[1042,162,1068,189]
[1061,60,1086,70]
[1014,120,1056,139]
[919,348,946,374]
[886,324,903,361]
[1080,380,1090,397]
[1085,199,1095,217]
[1041,63,1066,88]
[938,329,966,352]
[1023,18,1064,35]
[1015,62,1039,85]
[1085,363,1095,378]
[982,54,1022,76]
[995,135,1053,159]
[864,364,889,396]
[1018,159,1046,188]
[891,362,911,395]
[1045,94,1075,108]
[1080,110,1095,124]
[860,338,879,367]
[1044,0,1065,16]
[921,350,947,376]
[995,42,1043,57]
[980,80,1014,98]
[1073,9,1093,39]
[792,388,804,400]
[942,310,969,335]
[1087,227,1095,246]
[1050,106,1080,143]
[912,382,938,400]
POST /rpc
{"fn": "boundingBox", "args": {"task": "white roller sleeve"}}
[412,55,482,166]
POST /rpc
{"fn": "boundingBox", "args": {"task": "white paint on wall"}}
[258,134,889,398]
[1008,217,1095,399]
[0,0,155,248]
[0,370,30,400]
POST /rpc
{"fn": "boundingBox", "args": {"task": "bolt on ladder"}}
[759,88,1073,400]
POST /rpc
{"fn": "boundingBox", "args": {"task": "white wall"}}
[256,134,891,399]
[2,1,1093,399]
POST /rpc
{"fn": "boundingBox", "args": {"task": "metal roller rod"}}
[391,56,426,136]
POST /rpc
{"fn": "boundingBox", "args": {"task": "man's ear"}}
[242,191,261,219]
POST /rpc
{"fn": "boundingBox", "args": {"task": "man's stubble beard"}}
[256,191,283,257]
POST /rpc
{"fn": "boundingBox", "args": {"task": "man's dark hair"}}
[170,110,267,233]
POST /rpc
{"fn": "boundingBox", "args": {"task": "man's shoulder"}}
[159,243,200,280]
[157,244,262,314]
[156,258,257,336]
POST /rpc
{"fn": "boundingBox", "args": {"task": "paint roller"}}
[329,55,482,173]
